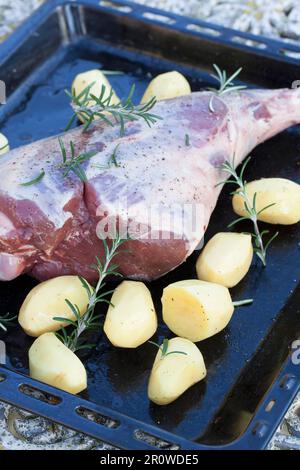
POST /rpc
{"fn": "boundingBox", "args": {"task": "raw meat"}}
[0,88,299,283]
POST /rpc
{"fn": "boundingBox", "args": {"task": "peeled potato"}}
[29,333,87,394]
[232,178,300,225]
[148,337,206,405]
[72,69,119,123]
[0,133,9,155]
[162,280,234,342]
[18,275,91,337]
[196,232,253,288]
[141,71,191,104]
[104,280,157,348]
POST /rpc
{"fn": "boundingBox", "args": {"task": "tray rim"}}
[0,356,299,450]
[0,0,299,450]
[2,0,300,68]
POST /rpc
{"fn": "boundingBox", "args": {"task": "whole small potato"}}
[232,178,300,225]
[162,280,234,342]
[72,69,119,123]
[141,71,191,104]
[196,232,253,287]
[0,133,9,155]
[148,337,206,405]
[18,275,91,337]
[104,280,157,348]
[29,332,87,394]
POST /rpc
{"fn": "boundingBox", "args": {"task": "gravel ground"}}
[0,0,299,452]
[135,0,300,43]
[0,0,300,43]
[0,0,43,42]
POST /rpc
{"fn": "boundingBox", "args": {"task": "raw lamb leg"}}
[0,88,299,283]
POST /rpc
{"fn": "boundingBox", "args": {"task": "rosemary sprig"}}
[149,338,188,359]
[58,138,97,182]
[65,83,162,135]
[208,64,246,112]
[54,233,127,353]
[217,156,279,266]
[20,169,45,186]
[0,313,17,332]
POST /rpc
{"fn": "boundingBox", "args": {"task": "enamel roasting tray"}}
[0,0,299,450]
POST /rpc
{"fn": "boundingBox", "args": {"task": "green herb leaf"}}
[110,144,121,167]
[20,169,45,186]
[0,313,17,332]
[161,338,169,357]
[52,317,77,326]
[232,299,253,307]
[0,143,9,152]
[92,144,121,170]
[58,139,97,182]
[149,338,188,359]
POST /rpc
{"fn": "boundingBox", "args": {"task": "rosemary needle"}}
[0,143,8,152]
[110,144,121,167]
[20,169,45,186]
[92,144,121,170]
[217,156,279,266]
[0,313,17,332]
[149,338,188,359]
[54,233,127,353]
[101,70,125,76]
[233,299,253,307]
[65,83,162,135]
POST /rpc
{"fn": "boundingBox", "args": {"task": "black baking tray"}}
[0,0,299,450]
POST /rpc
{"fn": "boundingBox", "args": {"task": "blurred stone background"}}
[1,0,300,44]
[0,0,43,42]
